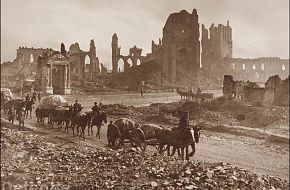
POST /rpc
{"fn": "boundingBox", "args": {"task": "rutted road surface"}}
[2,92,288,181]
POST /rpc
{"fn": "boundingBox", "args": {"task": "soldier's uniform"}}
[178,111,189,130]
[92,102,100,115]
[73,100,81,113]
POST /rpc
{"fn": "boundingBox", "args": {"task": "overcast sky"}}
[1,0,289,69]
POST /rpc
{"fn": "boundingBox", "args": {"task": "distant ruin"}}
[223,75,289,106]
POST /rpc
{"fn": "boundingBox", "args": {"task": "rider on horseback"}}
[72,100,82,113]
[92,102,100,115]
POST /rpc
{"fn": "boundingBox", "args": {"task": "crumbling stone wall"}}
[222,75,235,99]
[111,34,148,73]
[201,21,232,79]
[225,57,289,83]
[274,77,289,106]
[68,40,101,84]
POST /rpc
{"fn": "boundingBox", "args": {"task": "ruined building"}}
[2,39,105,87]
[35,46,71,95]
[223,75,289,106]
[201,21,232,77]
[111,33,148,73]
[112,9,200,84]
[69,39,101,85]
[201,22,289,82]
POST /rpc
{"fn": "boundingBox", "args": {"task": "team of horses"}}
[2,98,35,128]
[107,118,203,160]
[2,97,203,160]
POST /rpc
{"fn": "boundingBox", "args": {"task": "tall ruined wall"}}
[14,47,55,70]
[201,21,232,79]
[68,40,101,84]
[162,9,200,83]
[224,57,289,82]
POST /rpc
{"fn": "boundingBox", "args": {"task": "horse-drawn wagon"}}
[107,118,147,151]
[36,95,70,126]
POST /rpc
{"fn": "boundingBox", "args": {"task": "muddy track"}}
[1,114,288,181]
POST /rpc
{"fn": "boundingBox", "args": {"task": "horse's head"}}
[192,125,204,143]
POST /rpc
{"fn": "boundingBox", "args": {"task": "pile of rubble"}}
[1,126,288,189]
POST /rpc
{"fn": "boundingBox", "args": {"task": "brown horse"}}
[89,112,107,138]
[16,107,26,129]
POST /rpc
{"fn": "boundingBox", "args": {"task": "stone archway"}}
[117,58,125,72]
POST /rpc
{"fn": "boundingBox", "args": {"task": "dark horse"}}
[25,99,35,118]
[156,126,202,160]
[16,107,26,129]
[70,109,93,140]
[88,112,107,138]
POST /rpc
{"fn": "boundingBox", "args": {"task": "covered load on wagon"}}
[37,95,69,109]
[1,88,13,101]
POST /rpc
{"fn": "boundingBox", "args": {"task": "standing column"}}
[67,65,71,88]
[50,64,53,88]
[64,65,67,87]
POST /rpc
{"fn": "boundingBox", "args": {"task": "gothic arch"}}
[282,64,286,71]
[85,55,90,72]
[261,63,265,70]
[117,58,125,72]
[136,59,141,66]
[127,58,133,67]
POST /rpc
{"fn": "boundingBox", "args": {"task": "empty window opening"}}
[30,54,34,63]
[232,62,235,70]
[261,63,265,70]
[282,64,286,71]
[242,64,245,70]
[252,64,256,70]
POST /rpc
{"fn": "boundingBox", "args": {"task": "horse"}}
[25,99,35,118]
[49,106,73,131]
[70,108,92,139]
[156,126,202,160]
[8,107,16,124]
[89,112,107,138]
[16,107,26,129]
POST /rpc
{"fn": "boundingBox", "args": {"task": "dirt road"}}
[2,113,288,181]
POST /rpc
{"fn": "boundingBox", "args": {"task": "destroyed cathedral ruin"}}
[1,9,289,93]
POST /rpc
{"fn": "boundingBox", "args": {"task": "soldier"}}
[32,92,37,102]
[178,110,189,130]
[92,102,100,115]
[72,100,81,113]
[37,92,41,102]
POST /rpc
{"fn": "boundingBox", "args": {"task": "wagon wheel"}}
[131,128,147,151]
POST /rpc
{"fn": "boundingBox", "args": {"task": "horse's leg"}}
[188,143,195,157]
[181,147,185,160]
[185,146,189,160]
[30,110,32,119]
[96,125,101,139]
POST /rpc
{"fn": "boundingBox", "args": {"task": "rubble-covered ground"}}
[1,124,288,190]
[102,97,289,140]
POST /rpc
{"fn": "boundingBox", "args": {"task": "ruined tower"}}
[201,21,232,78]
[162,9,200,83]
[89,39,100,77]
[111,33,120,73]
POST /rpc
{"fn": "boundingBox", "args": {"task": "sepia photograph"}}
[1,0,289,189]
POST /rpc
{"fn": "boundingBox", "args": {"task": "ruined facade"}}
[201,22,289,82]
[112,9,200,84]
[35,51,71,95]
[223,75,289,106]
[201,21,232,77]
[111,33,148,73]
[69,40,101,84]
